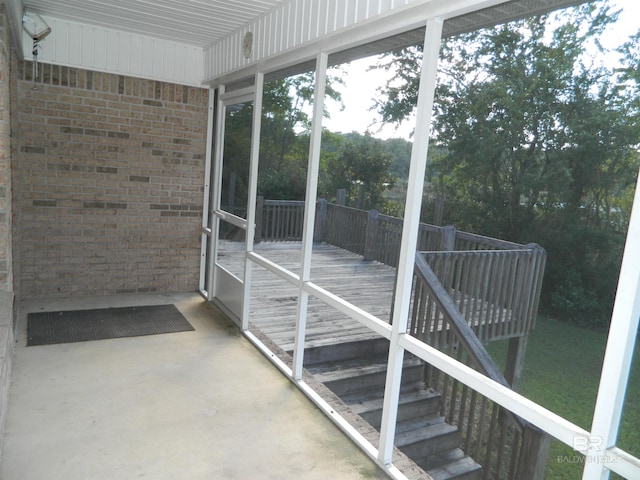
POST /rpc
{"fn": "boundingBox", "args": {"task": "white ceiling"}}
[21,0,286,48]
[20,0,591,51]
[12,0,592,85]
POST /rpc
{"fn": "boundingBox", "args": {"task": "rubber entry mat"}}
[27,304,194,346]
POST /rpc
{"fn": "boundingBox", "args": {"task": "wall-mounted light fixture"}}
[22,10,52,86]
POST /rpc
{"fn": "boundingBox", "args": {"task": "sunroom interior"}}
[1,0,639,479]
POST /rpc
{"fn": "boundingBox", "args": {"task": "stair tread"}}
[398,413,445,433]
[419,447,466,469]
[347,384,440,414]
[301,337,390,365]
[311,357,422,383]
[306,354,389,375]
[394,416,458,446]
[302,341,479,479]
[425,455,482,480]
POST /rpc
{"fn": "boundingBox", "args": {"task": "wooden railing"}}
[253,197,549,476]
[322,203,446,265]
[255,198,306,242]
[454,230,526,251]
[323,202,368,256]
[421,247,546,343]
[411,255,550,480]
[254,199,545,339]
[255,198,526,252]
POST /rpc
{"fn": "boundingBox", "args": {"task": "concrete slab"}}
[1,292,388,480]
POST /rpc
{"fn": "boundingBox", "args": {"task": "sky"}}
[322,0,640,141]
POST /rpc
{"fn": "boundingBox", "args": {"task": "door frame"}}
[200,81,261,326]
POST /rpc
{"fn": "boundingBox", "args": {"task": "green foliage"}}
[376,1,640,327]
[221,101,253,212]
[227,4,640,330]
[224,70,405,210]
[383,138,413,182]
[324,133,396,210]
[373,45,422,127]
[257,71,345,201]
[536,222,625,328]
[618,29,640,114]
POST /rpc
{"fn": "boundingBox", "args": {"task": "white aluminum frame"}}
[583,170,640,480]
[203,85,257,321]
[199,89,217,297]
[379,16,444,466]
[241,72,264,332]
[292,52,328,380]
[200,2,640,478]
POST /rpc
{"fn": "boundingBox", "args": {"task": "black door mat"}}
[27,304,194,346]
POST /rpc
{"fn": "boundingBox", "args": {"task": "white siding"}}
[22,15,205,86]
[202,0,445,82]
[203,0,587,83]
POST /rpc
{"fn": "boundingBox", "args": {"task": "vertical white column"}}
[242,73,265,331]
[208,85,226,302]
[378,17,444,465]
[292,53,329,381]
[199,88,216,293]
[582,170,640,480]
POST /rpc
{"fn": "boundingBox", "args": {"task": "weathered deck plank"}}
[218,241,518,353]
[219,241,395,351]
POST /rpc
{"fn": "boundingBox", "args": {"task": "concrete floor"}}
[1,292,388,480]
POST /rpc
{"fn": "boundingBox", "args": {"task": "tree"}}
[384,137,413,182]
[221,101,253,214]
[616,29,640,221]
[258,71,344,200]
[373,1,640,326]
[325,133,396,210]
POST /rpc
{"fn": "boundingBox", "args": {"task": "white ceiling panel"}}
[22,0,286,48]
[20,0,590,51]
[11,0,592,85]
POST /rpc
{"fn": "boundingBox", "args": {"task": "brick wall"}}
[13,61,209,298]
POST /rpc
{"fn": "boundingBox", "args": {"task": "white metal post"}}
[242,72,264,331]
[293,53,329,381]
[582,170,640,480]
[378,17,444,465]
[208,85,226,301]
[199,88,216,294]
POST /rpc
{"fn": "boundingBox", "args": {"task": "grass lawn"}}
[486,316,640,479]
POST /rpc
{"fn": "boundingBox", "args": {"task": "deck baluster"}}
[253,198,548,478]
[410,254,549,479]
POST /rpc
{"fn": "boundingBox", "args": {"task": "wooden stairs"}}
[303,338,482,480]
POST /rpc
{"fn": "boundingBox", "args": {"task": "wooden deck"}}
[219,241,396,352]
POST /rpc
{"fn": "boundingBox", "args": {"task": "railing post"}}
[336,188,346,206]
[255,196,264,244]
[314,199,327,243]
[433,195,445,226]
[505,335,528,390]
[357,184,365,209]
[364,209,379,261]
[516,426,551,480]
[440,225,456,251]
[525,243,546,332]
[437,226,456,294]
